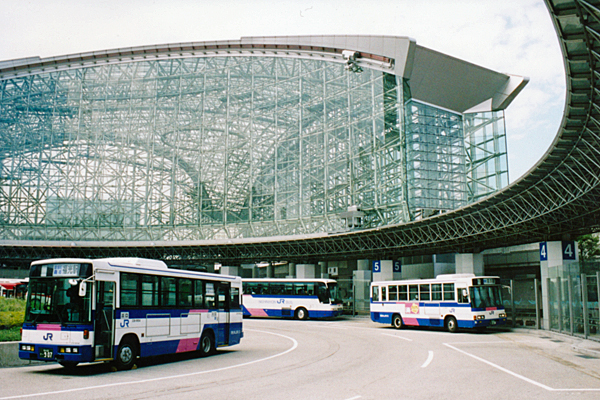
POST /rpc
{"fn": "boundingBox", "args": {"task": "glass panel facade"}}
[0,54,509,241]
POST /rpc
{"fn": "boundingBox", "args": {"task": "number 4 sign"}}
[540,241,577,261]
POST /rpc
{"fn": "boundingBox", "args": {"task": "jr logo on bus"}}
[120,320,130,328]
[277,299,286,304]
[43,333,53,341]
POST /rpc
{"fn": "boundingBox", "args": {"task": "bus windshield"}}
[25,278,92,324]
[327,282,343,305]
[469,285,503,309]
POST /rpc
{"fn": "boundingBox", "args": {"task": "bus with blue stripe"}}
[19,257,242,369]
[242,278,343,320]
[370,274,507,332]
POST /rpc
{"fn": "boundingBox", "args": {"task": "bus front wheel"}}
[295,307,308,320]
[445,316,458,333]
[392,314,403,329]
[115,338,138,370]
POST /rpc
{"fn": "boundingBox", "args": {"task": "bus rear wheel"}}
[392,314,403,329]
[199,330,215,356]
[115,338,137,370]
[445,316,458,333]
[295,307,309,320]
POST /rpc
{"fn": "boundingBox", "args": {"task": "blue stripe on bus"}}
[119,308,242,319]
[371,312,507,329]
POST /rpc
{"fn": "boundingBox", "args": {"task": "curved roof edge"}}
[0,35,526,114]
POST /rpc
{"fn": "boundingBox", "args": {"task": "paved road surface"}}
[1,317,599,399]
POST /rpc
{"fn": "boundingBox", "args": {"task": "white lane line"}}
[0,329,298,400]
[344,396,362,400]
[381,333,412,341]
[444,343,600,392]
[421,351,434,368]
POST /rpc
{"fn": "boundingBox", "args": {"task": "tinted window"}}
[121,273,139,307]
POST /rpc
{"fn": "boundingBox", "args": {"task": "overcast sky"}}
[0,0,565,182]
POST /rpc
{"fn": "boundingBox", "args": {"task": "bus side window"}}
[457,288,469,303]
[419,284,430,301]
[443,283,455,301]
[389,285,398,301]
[230,286,240,309]
[372,285,379,302]
[205,282,215,308]
[381,286,387,302]
[409,285,418,301]
[399,285,408,301]
[194,280,204,308]
[431,284,442,301]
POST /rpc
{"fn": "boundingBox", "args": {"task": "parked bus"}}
[370,274,507,332]
[19,258,243,369]
[242,278,343,320]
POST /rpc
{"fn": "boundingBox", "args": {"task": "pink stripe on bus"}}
[176,338,199,353]
[37,324,61,331]
[248,308,269,317]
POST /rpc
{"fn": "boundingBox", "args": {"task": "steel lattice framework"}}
[1,0,598,268]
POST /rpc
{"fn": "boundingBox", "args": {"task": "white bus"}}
[242,278,344,320]
[370,274,507,332]
[19,258,243,369]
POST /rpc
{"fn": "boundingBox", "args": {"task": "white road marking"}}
[444,342,600,392]
[0,329,298,400]
[381,333,412,341]
[343,396,362,400]
[421,351,434,368]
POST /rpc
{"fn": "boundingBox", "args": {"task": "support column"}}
[455,253,483,275]
[220,266,239,277]
[287,263,296,278]
[539,240,579,330]
[372,260,394,282]
[296,264,315,279]
[318,261,328,278]
[266,263,274,278]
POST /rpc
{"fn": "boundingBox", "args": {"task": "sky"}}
[0,0,565,182]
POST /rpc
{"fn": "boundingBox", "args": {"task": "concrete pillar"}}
[372,260,394,282]
[433,254,455,277]
[540,241,579,330]
[318,261,327,278]
[266,263,274,278]
[252,266,260,278]
[220,266,239,276]
[296,264,315,279]
[357,259,370,271]
[455,253,483,275]
[353,269,372,313]
[287,263,296,278]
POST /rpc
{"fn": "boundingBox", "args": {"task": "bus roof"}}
[243,278,337,284]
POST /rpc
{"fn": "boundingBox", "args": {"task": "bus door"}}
[216,283,230,346]
[94,281,115,360]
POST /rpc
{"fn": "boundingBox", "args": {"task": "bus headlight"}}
[20,344,35,351]
[499,313,507,318]
[473,315,485,320]
[58,347,79,354]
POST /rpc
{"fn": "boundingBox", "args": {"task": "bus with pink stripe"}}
[19,257,242,370]
[242,278,343,320]
[370,274,507,333]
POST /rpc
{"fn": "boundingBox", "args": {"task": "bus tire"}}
[392,314,403,329]
[295,307,309,320]
[115,337,138,370]
[199,330,215,356]
[445,316,458,333]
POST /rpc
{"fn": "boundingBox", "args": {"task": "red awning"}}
[0,282,19,290]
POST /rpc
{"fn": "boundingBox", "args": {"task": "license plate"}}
[490,320,496,326]
[40,348,53,359]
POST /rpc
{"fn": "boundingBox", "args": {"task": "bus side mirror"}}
[79,282,87,297]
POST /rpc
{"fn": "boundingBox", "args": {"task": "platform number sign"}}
[372,260,381,273]
[539,242,548,261]
[540,241,577,261]
[393,261,401,273]
[562,240,576,260]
